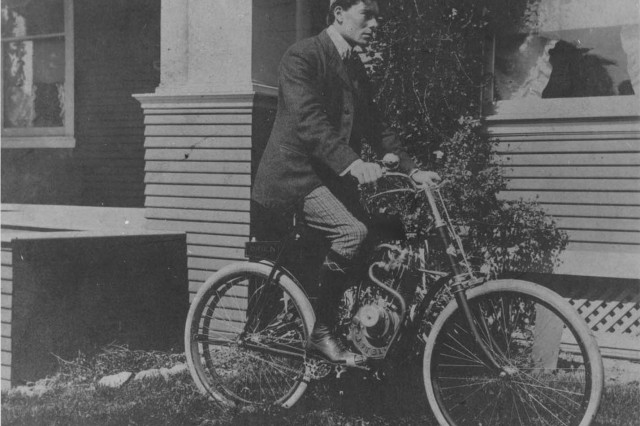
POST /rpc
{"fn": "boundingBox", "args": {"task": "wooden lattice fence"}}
[568,284,640,360]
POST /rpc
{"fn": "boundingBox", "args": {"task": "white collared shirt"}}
[326,25,353,60]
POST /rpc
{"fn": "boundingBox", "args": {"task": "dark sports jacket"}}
[252,29,414,211]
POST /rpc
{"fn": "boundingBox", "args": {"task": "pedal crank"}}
[304,356,333,381]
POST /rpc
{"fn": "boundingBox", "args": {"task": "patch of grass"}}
[3,375,227,426]
[2,346,639,425]
[53,344,185,385]
[594,383,640,426]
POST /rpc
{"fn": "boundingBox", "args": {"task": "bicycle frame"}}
[244,171,504,372]
[368,172,504,372]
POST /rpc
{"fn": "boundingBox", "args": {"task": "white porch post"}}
[134,0,274,298]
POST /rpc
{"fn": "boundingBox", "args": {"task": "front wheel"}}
[423,280,604,426]
[185,262,314,408]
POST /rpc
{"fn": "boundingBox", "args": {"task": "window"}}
[1,0,74,148]
[486,0,640,119]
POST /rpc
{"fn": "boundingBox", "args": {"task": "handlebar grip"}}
[381,153,400,171]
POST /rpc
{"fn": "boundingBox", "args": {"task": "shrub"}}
[367,0,568,276]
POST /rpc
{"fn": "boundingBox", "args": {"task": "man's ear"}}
[333,6,344,24]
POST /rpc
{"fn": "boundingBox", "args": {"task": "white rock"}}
[134,369,162,381]
[9,384,49,397]
[98,372,133,388]
[159,367,170,381]
[168,363,188,377]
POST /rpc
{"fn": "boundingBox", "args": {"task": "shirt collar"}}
[326,25,353,60]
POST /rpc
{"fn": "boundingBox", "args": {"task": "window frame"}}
[1,0,75,148]
[482,24,640,121]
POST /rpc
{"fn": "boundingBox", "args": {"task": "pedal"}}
[304,357,333,381]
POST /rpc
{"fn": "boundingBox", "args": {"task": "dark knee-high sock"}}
[313,251,352,327]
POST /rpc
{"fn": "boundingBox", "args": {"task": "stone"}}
[159,367,171,381]
[134,369,163,382]
[168,363,188,377]
[98,372,133,388]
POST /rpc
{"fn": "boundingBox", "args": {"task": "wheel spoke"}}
[425,286,600,426]
[187,268,309,406]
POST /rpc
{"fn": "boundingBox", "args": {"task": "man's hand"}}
[349,160,383,184]
[410,170,441,186]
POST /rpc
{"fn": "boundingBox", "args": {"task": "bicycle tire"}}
[423,279,604,426]
[185,262,314,408]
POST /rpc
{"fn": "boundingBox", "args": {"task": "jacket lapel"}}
[318,30,356,91]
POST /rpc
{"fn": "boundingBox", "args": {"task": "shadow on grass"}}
[227,362,437,426]
[2,344,638,426]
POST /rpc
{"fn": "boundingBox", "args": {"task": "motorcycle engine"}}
[347,241,422,359]
[349,301,400,358]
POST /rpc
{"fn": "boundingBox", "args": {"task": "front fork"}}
[422,185,504,372]
[435,223,504,372]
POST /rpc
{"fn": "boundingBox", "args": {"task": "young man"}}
[252,0,439,364]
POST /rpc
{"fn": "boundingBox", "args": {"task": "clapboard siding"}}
[0,228,187,388]
[137,94,275,297]
[507,178,638,192]
[490,115,640,275]
[504,153,639,166]
[145,125,252,137]
[144,149,252,162]
[146,197,250,211]
[145,184,251,199]
[497,140,640,153]
[500,191,640,205]
[146,219,249,236]
[505,166,639,179]
[144,137,253,149]
[537,204,640,218]
[145,161,251,174]
[144,173,251,186]
[1,245,12,390]
[146,208,250,223]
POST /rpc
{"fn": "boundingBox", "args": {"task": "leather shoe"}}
[307,323,363,365]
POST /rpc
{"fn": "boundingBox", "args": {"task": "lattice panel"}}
[568,284,640,337]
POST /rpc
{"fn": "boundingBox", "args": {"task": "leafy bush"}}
[367,0,568,276]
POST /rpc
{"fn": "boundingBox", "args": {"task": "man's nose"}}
[369,17,378,28]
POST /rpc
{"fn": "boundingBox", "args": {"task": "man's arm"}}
[278,48,361,176]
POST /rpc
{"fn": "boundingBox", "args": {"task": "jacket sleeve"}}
[278,48,361,175]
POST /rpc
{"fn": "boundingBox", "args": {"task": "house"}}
[1,0,188,389]
[1,0,638,388]
[485,0,640,359]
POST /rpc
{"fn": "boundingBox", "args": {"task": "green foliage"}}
[366,0,568,275]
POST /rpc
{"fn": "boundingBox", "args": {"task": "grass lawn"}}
[2,346,639,425]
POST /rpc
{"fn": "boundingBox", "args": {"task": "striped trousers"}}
[302,186,368,263]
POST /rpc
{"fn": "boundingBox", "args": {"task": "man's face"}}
[335,1,379,47]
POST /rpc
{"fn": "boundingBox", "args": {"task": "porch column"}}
[135,0,306,297]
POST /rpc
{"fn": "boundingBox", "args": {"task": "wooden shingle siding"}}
[490,115,640,260]
[137,94,268,298]
[1,245,12,390]
[73,0,160,207]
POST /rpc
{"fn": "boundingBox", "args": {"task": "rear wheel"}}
[185,262,314,407]
[424,280,603,426]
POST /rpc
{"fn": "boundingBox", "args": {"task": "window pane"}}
[1,0,64,38]
[495,24,640,100]
[3,38,65,128]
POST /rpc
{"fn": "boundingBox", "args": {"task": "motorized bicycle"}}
[185,155,604,426]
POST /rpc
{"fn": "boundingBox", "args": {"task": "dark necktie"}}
[345,54,360,89]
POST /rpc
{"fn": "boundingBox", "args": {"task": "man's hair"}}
[327,0,374,25]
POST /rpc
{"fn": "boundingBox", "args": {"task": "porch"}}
[1,204,188,389]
